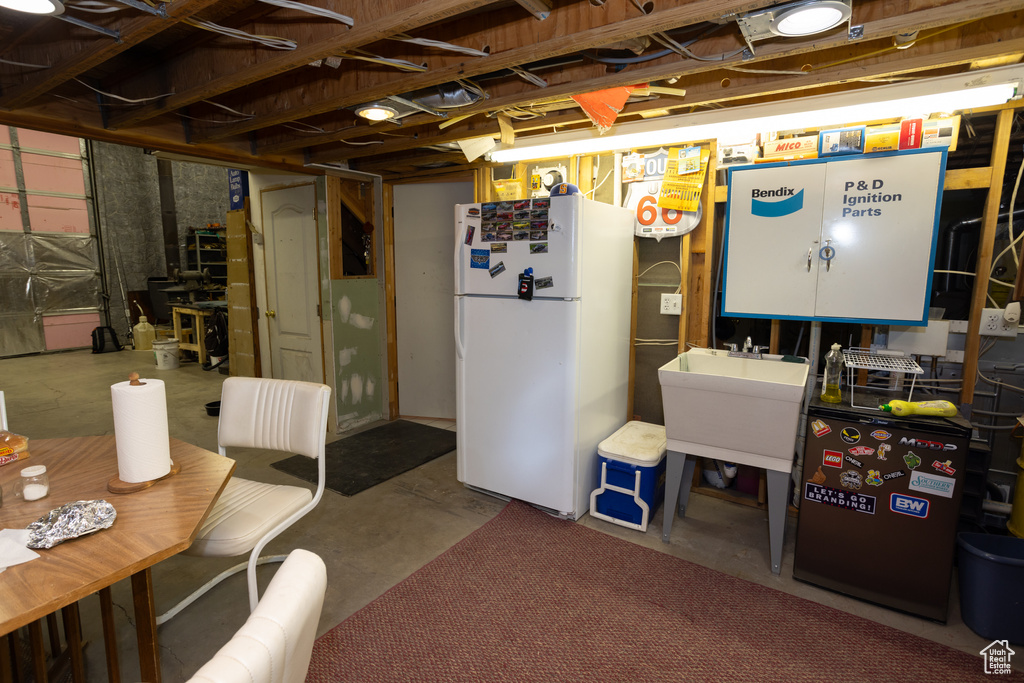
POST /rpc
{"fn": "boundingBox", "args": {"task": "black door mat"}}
[271,419,457,497]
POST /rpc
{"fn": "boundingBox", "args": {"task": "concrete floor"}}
[0,349,1011,681]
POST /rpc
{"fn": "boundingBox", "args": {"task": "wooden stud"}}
[382,182,400,421]
[27,621,46,683]
[961,108,1014,405]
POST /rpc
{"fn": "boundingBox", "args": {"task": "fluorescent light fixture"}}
[488,66,1022,163]
[355,104,398,121]
[0,0,63,13]
[770,1,850,36]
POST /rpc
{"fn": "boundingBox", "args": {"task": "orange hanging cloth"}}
[571,84,642,132]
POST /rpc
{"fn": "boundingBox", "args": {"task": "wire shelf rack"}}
[842,347,923,409]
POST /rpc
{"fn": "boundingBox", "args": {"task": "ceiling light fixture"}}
[736,0,852,55]
[355,104,399,121]
[769,0,851,36]
[0,0,63,14]
[487,66,1022,163]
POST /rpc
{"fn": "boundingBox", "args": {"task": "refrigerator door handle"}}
[454,296,466,360]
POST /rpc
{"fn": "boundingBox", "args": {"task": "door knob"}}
[265,310,276,318]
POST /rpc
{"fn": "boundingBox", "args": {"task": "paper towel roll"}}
[111,377,171,483]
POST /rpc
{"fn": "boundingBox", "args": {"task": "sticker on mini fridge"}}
[871,430,891,441]
[823,449,843,468]
[840,469,863,489]
[535,276,553,290]
[811,419,831,437]
[849,446,874,457]
[840,427,861,444]
[903,452,922,470]
[470,249,489,269]
[877,443,891,460]
[804,482,876,514]
[865,470,883,487]
[932,459,956,475]
[890,493,930,518]
[810,466,827,484]
[844,454,864,469]
[882,469,906,482]
[908,471,955,498]
[490,243,507,253]
[489,261,506,278]
[464,224,476,245]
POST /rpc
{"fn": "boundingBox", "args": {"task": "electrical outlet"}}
[660,293,682,315]
[981,308,1019,338]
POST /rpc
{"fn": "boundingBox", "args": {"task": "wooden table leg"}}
[61,603,85,683]
[172,309,183,348]
[131,568,160,683]
[28,621,46,683]
[99,587,121,683]
[0,634,12,683]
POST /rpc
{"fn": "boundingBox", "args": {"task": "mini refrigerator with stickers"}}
[793,395,972,621]
[454,194,634,519]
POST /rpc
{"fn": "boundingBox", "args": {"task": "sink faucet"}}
[743,336,753,352]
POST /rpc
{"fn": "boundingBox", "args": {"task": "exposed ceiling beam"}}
[106,0,506,129]
[0,0,226,110]
[193,0,787,142]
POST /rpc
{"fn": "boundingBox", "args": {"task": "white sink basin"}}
[658,348,809,471]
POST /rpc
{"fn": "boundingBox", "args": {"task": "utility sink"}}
[657,348,809,471]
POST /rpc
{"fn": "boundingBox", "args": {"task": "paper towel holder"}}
[107,371,181,494]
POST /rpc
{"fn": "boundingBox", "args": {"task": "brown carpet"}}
[308,501,1020,682]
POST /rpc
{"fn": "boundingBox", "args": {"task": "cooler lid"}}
[598,421,667,465]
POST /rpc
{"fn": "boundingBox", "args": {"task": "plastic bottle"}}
[133,304,156,351]
[821,343,844,403]
[879,399,957,417]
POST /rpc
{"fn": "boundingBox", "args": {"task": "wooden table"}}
[171,305,217,365]
[0,436,235,682]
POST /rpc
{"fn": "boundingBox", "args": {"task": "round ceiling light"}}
[0,0,64,14]
[770,1,850,37]
[355,104,399,122]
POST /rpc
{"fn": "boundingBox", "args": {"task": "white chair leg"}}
[156,555,290,626]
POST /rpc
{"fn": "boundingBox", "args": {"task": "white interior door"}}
[393,181,473,419]
[262,183,324,382]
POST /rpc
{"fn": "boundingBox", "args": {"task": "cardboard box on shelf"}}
[819,126,866,156]
[864,124,901,153]
[922,115,960,151]
[899,118,924,150]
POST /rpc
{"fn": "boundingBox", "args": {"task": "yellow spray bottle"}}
[878,399,957,417]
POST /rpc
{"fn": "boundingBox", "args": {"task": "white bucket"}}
[152,339,180,370]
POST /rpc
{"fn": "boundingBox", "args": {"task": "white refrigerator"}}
[454,194,635,519]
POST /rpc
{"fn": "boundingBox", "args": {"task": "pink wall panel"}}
[43,312,100,350]
[21,153,85,195]
[0,149,15,188]
[27,195,89,233]
[0,128,9,145]
[16,129,80,155]
[0,192,21,231]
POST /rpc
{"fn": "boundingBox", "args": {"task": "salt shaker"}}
[17,465,49,501]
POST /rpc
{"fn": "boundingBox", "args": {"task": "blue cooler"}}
[590,421,667,532]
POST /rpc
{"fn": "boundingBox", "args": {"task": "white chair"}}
[158,377,332,624]
[187,548,327,683]
[0,390,8,430]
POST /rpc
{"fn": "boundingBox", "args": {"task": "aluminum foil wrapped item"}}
[26,500,117,549]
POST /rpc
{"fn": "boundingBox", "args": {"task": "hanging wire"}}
[75,78,173,103]
[0,57,50,69]
[257,0,352,25]
[186,18,297,50]
[203,100,255,119]
[389,34,488,57]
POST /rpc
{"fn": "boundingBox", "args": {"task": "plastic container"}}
[152,338,180,370]
[133,314,155,351]
[16,465,49,501]
[957,532,1024,643]
[821,343,843,403]
[590,421,667,531]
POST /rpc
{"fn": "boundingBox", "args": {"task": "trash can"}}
[1009,454,1024,539]
[957,532,1024,643]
